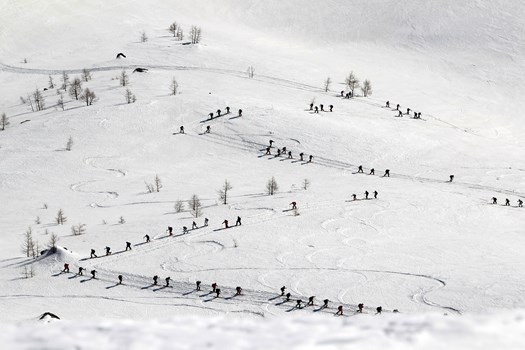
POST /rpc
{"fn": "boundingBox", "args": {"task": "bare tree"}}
[266,176,279,195]
[168,22,178,37]
[22,265,36,278]
[1,112,9,131]
[47,233,59,248]
[35,216,41,224]
[174,199,185,213]
[33,88,45,111]
[119,216,126,224]
[154,174,162,192]
[218,179,233,205]
[140,31,148,42]
[43,203,48,209]
[345,71,359,97]
[145,181,155,193]
[189,194,202,217]
[80,88,96,106]
[361,79,372,97]
[176,28,184,41]
[82,68,92,82]
[303,178,311,190]
[48,75,54,89]
[125,88,136,103]
[56,93,65,111]
[189,26,202,44]
[247,66,255,79]
[21,227,35,257]
[56,209,66,225]
[119,70,129,87]
[324,77,332,92]
[170,77,179,95]
[61,71,69,90]
[71,223,86,235]
[69,77,82,100]
[26,93,34,112]
[66,136,73,151]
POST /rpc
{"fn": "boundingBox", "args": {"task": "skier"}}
[216,109,221,117]
[308,155,313,163]
[165,277,171,287]
[63,263,69,273]
[78,267,84,276]
[183,226,188,234]
[153,275,158,285]
[329,105,333,112]
[238,109,242,117]
[320,104,324,112]
[282,146,287,153]
[449,175,454,182]
[144,234,150,243]
[406,108,411,115]
[91,270,97,279]
[396,104,400,111]
[374,190,378,199]
[314,106,319,114]
[280,286,286,296]
[180,126,185,134]
[358,165,364,173]
[357,303,364,313]
[383,169,390,177]
[222,219,229,228]
[492,197,497,204]
[340,90,344,97]
[352,194,357,201]
[398,110,403,117]
[236,286,242,295]
[307,296,315,306]
[519,199,523,207]
[288,151,292,159]
[505,198,510,206]
[118,275,123,284]
[285,292,291,301]
[215,288,221,298]
[299,152,304,161]
[296,299,303,308]
[376,306,382,314]
[290,201,297,210]
[309,103,314,111]
[204,218,209,226]
[322,299,329,308]
[192,221,198,229]
[208,112,214,120]
[226,106,230,114]
[125,242,132,251]
[365,190,369,199]
[236,216,242,226]
[269,140,274,147]
[212,283,217,292]
[105,246,111,256]
[336,305,343,315]
[205,125,211,134]
[369,168,375,175]
[168,226,173,236]
[196,280,201,291]
[413,111,418,118]
[386,101,390,108]
[265,147,271,155]
[418,112,422,119]
[277,149,281,157]
[90,249,97,258]
[345,92,350,99]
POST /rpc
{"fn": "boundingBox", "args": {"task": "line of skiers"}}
[491,197,523,207]
[222,216,242,228]
[351,190,379,200]
[340,90,353,99]
[207,106,242,120]
[309,103,334,113]
[386,101,422,119]
[180,218,209,235]
[265,140,314,163]
[356,165,390,177]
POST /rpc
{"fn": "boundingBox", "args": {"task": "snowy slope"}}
[0,0,524,346]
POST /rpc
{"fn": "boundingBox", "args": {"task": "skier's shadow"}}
[300,162,311,165]
[275,300,289,306]
[182,290,197,296]
[106,283,119,289]
[213,227,230,232]
[286,306,301,312]
[224,294,239,300]
[268,295,281,301]
[229,116,242,120]
[68,274,80,280]
[313,306,326,312]
[279,158,292,162]
[199,292,213,297]
[134,242,148,247]
[291,160,302,163]
[282,209,293,212]
[51,272,64,277]
[203,296,219,302]
[153,286,170,292]
[80,278,94,283]
[141,284,155,290]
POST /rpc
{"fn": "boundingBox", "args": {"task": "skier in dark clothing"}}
[449,175,454,182]
[386,101,390,108]
[63,263,69,273]
[320,104,324,112]
[357,303,364,313]
[215,288,221,298]
[212,283,217,292]
[90,249,97,258]
[125,242,132,251]
[269,139,274,147]
[396,104,400,111]
[374,191,378,199]
[165,277,171,287]
[492,197,497,204]
[217,109,221,117]
[336,305,343,315]
[168,226,173,236]
[299,152,304,161]
[307,296,315,306]
[345,93,350,99]
[418,112,422,119]
[398,110,403,117]
[105,246,111,256]
[290,202,297,209]
[314,106,319,113]
[192,221,198,229]
[226,106,230,114]
[144,234,150,243]
[280,286,286,296]
[183,226,188,234]
[266,147,271,155]
[236,216,242,226]
[329,105,333,112]
[369,168,375,175]
[238,109,242,117]
[406,108,411,115]
[383,169,390,177]
[196,280,201,291]
[376,306,382,314]
[118,275,123,284]
[180,126,185,134]
[91,270,96,279]
[519,199,523,207]
[296,300,303,308]
[277,149,281,157]
[222,220,229,228]
[365,190,369,199]
[236,286,242,295]
[341,91,344,97]
[288,151,292,159]
[352,194,357,201]
[209,112,214,120]
[205,125,211,134]
[308,155,313,163]
[153,275,158,285]
[414,111,418,118]
[78,267,84,275]
[285,292,291,301]
[323,299,329,308]
[358,165,363,173]
[505,198,510,206]
[282,146,287,153]
[309,103,314,111]
[204,218,209,226]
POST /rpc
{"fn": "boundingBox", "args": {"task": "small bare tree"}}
[174,199,185,213]
[119,70,129,86]
[168,22,178,37]
[26,93,34,112]
[82,68,92,82]
[48,75,55,89]
[56,209,66,225]
[247,66,255,78]
[324,77,332,92]
[43,203,48,209]
[47,233,59,248]
[35,216,41,224]
[140,31,148,42]
[21,227,35,257]
[71,223,86,235]
[33,88,45,111]
[176,28,184,41]
[56,93,65,111]
[361,79,372,97]
[80,88,96,106]
[69,77,82,100]
[218,179,232,205]
[119,216,126,224]
[266,176,279,195]
[1,113,9,131]
[61,71,69,90]
[65,136,73,151]
[189,26,202,44]
[125,88,136,103]
[189,194,202,217]
[345,71,359,97]
[22,265,36,278]
[170,77,179,95]
[145,181,155,193]
[154,174,162,192]
[303,178,311,190]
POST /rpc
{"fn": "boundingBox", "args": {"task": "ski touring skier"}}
[308,155,313,163]
[236,286,242,295]
[168,226,173,236]
[358,303,364,313]
[413,111,418,118]
[449,175,454,182]
[329,105,333,112]
[288,151,292,159]
[236,216,242,226]
[165,277,171,287]
[91,270,97,279]
[277,149,281,157]
[118,275,123,284]
[323,299,329,309]
[125,242,132,251]
[215,288,221,298]
[352,194,357,201]
[238,109,242,117]
[320,104,324,112]
[374,191,378,199]
[78,267,84,275]
[105,246,111,255]
[290,201,297,210]
[153,275,158,285]
[226,106,230,114]
[144,234,150,243]
[340,90,344,97]
[505,198,510,206]
[296,299,303,308]
[222,220,229,229]
[212,283,217,292]
[192,221,198,229]
[417,112,422,119]
[376,306,382,314]
[209,112,214,120]
[386,101,390,108]
[63,263,69,273]
[396,104,400,111]
[204,218,209,226]
[383,169,390,177]
[286,293,291,302]
[358,165,364,173]
[180,126,185,134]
[365,190,369,199]
[398,110,403,117]
[406,108,411,115]
[336,305,343,315]
[314,106,319,114]
[309,103,314,111]
[90,249,97,258]
[307,296,315,306]
[492,197,497,204]
[217,109,221,117]
[280,286,286,296]
[369,168,375,175]
[519,199,523,207]
[196,280,201,291]
[299,152,304,161]
[269,139,274,147]
[205,125,211,134]
[265,147,271,155]
[183,226,188,234]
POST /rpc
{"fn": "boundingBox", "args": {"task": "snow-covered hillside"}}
[0,0,524,348]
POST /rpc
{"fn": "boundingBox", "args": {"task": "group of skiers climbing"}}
[386,101,422,119]
[356,165,390,177]
[351,190,379,200]
[309,103,334,113]
[207,106,242,120]
[492,197,523,207]
[265,139,314,163]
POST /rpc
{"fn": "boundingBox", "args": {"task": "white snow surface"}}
[1,0,525,348]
